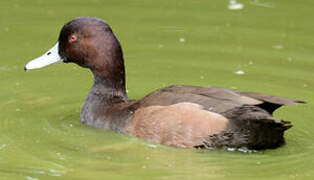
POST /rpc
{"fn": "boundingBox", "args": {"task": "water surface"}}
[1,0,313,179]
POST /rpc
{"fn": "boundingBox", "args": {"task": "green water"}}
[1,0,313,179]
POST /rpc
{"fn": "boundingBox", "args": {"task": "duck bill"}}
[24,42,63,71]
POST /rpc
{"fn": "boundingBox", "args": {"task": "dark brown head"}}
[24,17,126,92]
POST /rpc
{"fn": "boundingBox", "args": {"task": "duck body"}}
[81,83,299,149]
[24,17,305,150]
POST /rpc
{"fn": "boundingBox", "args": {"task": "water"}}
[1,0,313,179]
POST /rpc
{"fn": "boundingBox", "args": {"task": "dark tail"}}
[203,105,292,150]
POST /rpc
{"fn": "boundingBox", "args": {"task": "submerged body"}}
[25,17,305,150]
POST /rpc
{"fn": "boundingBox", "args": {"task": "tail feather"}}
[203,105,292,150]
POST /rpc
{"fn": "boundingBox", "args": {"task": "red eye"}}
[69,35,77,42]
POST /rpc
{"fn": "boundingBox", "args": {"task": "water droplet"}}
[288,57,293,62]
[147,144,157,148]
[228,0,244,10]
[235,70,245,75]
[25,176,38,180]
[158,44,164,48]
[250,0,275,8]
[49,169,57,173]
[272,44,284,49]
[0,144,6,150]
[238,147,249,153]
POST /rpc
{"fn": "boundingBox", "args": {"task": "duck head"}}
[25,17,126,93]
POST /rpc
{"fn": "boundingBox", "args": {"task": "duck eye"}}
[69,35,78,43]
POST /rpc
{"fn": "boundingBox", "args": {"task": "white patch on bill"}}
[25,42,63,70]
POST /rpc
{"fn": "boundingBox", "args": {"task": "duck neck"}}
[91,71,127,101]
[88,33,128,101]
[80,30,129,125]
[80,67,128,125]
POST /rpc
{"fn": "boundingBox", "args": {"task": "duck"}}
[24,17,305,150]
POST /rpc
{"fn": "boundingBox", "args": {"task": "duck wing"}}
[138,85,304,114]
[234,90,305,114]
[127,85,304,149]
